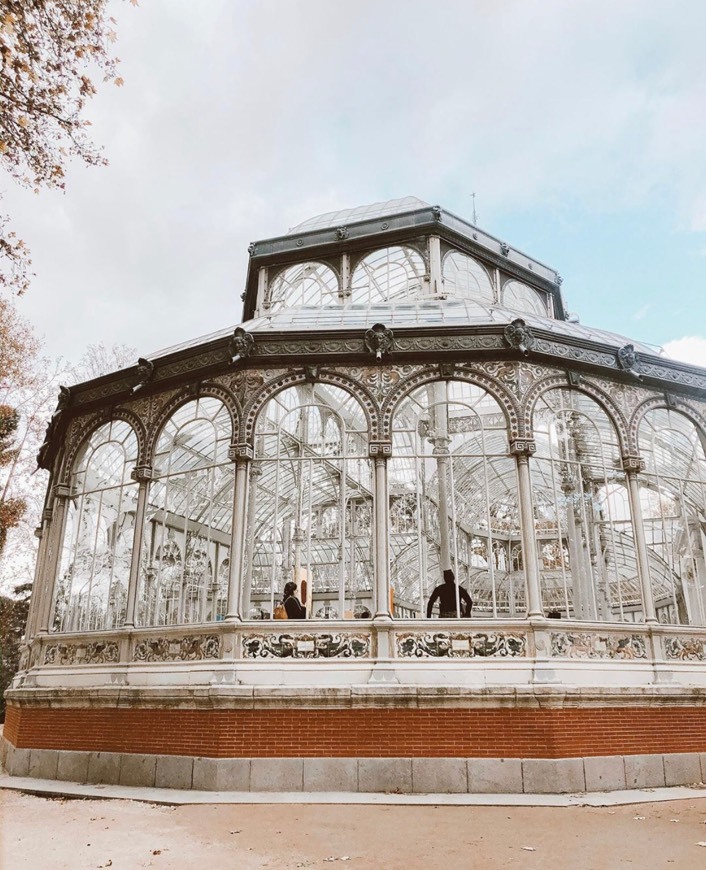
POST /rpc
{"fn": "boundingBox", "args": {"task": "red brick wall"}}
[5,704,706,758]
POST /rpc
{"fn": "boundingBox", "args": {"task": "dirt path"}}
[2,790,706,869]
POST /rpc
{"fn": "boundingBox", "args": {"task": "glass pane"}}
[389,380,520,618]
[351,246,426,304]
[639,408,706,626]
[54,420,139,632]
[442,251,494,304]
[502,280,549,317]
[266,262,340,312]
[138,398,234,626]
[245,383,373,619]
[532,389,638,621]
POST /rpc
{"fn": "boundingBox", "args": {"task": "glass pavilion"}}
[17,197,706,671]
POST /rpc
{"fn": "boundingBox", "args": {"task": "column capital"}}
[131,464,154,482]
[229,442,254,462]
[53,483,73,499]
[509,438,536,457]
[369,441,392,459]
[621,454,645,473]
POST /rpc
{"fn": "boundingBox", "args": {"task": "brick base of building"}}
[4,704,706,760]
[2,702,706,793]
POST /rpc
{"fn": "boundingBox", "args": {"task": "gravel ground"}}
[2,790,706,869]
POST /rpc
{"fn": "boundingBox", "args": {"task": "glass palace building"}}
[4,198,706,793]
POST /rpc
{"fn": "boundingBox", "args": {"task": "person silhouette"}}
[426,569,473,618]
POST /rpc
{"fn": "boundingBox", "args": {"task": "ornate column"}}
[25,514,50,640]
[623,454,657,624]
[370,441,392,620]
[38,483,72,634]
[225,442,252,622]
[122,465,153,628]
[241,463,262,619]
[511,439,543,618]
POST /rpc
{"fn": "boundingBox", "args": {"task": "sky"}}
[4,0,706,369]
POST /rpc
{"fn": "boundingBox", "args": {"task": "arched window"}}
[502,280,549,317]
[638,408,706,626]
[350,246,426,303]
[267,262,339,312]
[389,380,521,618]
[137,397,234,626]
[245,384,372,619]
[54,420,138,632]
[531,389,637,621]
[442,251,494,303]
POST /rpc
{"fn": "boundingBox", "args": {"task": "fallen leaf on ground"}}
[521,846,536,851]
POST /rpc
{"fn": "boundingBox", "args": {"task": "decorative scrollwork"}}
[550,632,647,659]
[133,635,220,662]
[43,641,120,666]
[395,631,526,658]
[664,636,706,662]
[242,632,370,659]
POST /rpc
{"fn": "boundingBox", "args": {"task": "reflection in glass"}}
[389,380,522,618]
[639,409,706,626]
[245,384,373,619]
[54,420,138,631]
[531,389,637,621]
[137,397,234,626]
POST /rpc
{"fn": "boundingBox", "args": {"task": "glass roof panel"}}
[288,197,429,233]
[149,300,662,359]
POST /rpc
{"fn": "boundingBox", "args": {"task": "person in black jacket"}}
[283,581,306,619]
[426,569,473,618]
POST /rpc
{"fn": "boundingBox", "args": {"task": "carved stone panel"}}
[395,631,526,658]
[43,641,120,666]
[664,636,706,662]
[242,632,370,659]
[550,632,647,660]
[132,635,220,662]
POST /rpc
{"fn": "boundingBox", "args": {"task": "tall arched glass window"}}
[137,397,234,626]
[244,384,372,619]
[350,246,426,303]
[389,380,521,618]
[442,251,494,304]
[266,262,339,312]
[531,389,638,621]
[638,408,706,626]
[54,420,138,632]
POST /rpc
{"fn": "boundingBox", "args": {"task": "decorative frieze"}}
[395,631,526,658]
[664,636,706,662]
[550,632,647,660]
[43,641,120,666]
[133,635,220,662]
[242,632,370,659]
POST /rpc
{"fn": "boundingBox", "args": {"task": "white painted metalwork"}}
[639,408,706,626]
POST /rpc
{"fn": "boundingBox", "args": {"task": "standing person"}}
[283,581,306,619]
[426,569,473,618]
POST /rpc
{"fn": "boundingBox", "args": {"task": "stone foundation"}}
[2,740,705,794]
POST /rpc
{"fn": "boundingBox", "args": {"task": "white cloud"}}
[5,0,706,362]
[663,336,706,368]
